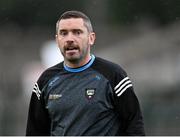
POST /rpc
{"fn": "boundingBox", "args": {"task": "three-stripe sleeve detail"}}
[32,83,41,100]
[114,77,133,97]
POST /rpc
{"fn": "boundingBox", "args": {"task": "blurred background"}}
[0,0,180,135]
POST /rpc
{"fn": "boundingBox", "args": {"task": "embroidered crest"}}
[85,88,96,99]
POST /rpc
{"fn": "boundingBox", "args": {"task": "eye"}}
[73,29,82,35]
[59,30,68,36]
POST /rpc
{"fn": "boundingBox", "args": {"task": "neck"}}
[64,55,91,68]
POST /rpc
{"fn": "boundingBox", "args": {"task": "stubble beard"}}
[61,45,90,66]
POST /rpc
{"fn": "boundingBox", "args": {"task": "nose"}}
[65,32,75,43]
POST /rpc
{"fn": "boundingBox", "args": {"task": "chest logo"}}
[49,94,62,100]
[85,88,96,99]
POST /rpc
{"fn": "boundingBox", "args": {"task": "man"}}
[26,10,145,136]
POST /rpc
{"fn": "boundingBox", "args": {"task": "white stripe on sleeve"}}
[114,77,133,97]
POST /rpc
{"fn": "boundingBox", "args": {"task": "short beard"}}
[63,46,89,66]
[65,52,85,65]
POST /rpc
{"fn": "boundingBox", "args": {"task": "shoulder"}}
[92,56,129,90]
[37,62,64,90]
[92,56,127,80]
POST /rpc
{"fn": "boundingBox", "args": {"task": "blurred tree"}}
[108,0,180,26]
[0,0,85,28]
[1,0,180,27]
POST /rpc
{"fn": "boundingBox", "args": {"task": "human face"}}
[56,18,95,67]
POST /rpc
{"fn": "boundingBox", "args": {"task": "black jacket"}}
[26,55,145,136]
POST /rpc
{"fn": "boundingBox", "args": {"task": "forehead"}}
[58,18,86,30]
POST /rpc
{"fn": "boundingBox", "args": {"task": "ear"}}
[55,34,58,43]
[89,32,96,46]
